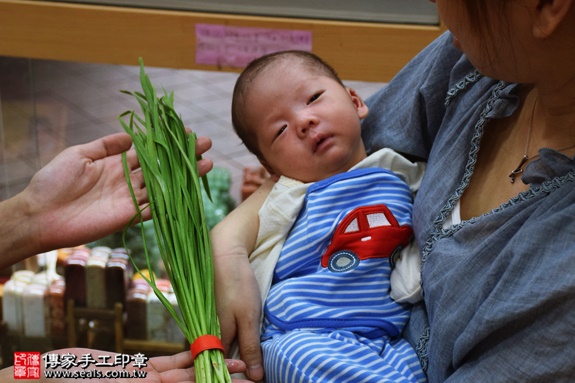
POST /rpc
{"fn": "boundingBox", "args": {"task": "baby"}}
[229,50,426,382]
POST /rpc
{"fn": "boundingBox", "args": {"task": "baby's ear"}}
[347,87,369,119]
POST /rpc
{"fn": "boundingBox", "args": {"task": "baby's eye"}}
[274,125,287,140]
[307,92,322,104]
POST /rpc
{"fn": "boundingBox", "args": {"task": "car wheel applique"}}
[327,250,360,272]
[321,204,413,272]
[389,246,403,269]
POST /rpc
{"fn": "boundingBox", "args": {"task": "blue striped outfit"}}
[261,167,426,383]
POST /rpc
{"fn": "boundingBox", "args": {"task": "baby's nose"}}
[296,114,317,136]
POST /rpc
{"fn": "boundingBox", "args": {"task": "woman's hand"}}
[0,133,213,268]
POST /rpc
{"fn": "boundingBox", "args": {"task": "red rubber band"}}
[190,335,224,360]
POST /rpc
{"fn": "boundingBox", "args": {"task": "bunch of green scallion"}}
[119,59,232,383]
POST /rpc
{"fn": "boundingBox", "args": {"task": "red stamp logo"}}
[13,352,41,379]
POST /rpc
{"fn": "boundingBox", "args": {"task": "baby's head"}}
[232,50,368,183]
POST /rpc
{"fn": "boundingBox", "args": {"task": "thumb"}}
[237,318,264,381]
[87,133,133,158]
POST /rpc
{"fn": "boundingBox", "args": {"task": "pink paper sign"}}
[195,24,313,68]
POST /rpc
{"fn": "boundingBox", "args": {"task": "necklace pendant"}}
[509,155,529,184]
[509,168,523,184]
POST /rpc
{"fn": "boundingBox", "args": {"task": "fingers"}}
[125,134,211,176]
[88,133,133,159]
[218,315,237,358]
[150,353,248,382]
[124,145,141,172]
[127,162,145,191]
[149,350,193,372]
[237,321,264,381]
[125,168,151,222]
[195,136,213,177]
[127,167,148,204]
[225,359,248,375]
[91,133,209,163]
[195,136,212,156]
[197,158,214,178]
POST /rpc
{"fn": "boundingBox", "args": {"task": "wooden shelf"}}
[0,0,445,82]
[66,300,185,356]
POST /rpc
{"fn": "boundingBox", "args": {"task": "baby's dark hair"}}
[231,50,344,159]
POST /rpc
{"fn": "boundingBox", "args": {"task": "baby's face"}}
[244,64,368,183]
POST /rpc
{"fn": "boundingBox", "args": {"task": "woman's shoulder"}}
[362,31,473,159]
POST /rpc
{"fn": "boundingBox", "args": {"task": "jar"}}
[105,248,132,309]
[48,278,66,338]
[64,248,90,307]
[2,278,28,334]
[125,283,151,340]
[146,280,172,342]
[86,251,109,308]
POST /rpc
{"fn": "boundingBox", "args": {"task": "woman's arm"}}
[211,179,274,382]
[362,31,467,158]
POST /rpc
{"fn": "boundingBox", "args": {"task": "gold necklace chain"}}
[509,96,575,183]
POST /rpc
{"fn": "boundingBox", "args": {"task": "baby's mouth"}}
[313,134,332,153]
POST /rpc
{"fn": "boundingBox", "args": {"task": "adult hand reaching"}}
[0,133,213,269]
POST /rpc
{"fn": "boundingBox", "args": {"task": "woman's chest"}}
[459,117,532,220]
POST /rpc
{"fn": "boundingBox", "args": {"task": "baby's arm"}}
[211,179,274,382]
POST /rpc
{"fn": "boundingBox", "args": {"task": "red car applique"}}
[321,204,413,272]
